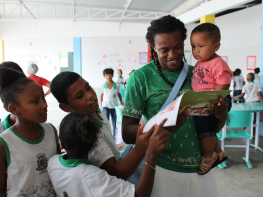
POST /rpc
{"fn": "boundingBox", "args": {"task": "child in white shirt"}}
[48,112,170,197]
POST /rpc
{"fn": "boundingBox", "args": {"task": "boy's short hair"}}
[50,71,80,104]
[191,23,221,43]
[247,73,255,81]
[255,67,260,74]
[103,68,114,76]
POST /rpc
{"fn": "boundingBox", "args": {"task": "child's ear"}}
[59,103,72,113]
[214,42,220,52]
[7,104,19,115]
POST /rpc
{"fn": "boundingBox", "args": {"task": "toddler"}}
[190,23,232,175]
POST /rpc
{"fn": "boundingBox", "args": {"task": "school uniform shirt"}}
[0,123,57,197]
[88,109,120,167]
[191,57,232,91]
[233,75,245,90]
[0,114,12,134]
[242,81,261,102]
[254,73,260,84]
[116,76,125,84]
[101,81,121,109]
[48,155,135,197]
[123,60,202,173]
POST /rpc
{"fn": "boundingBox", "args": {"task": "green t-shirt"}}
[123,61,201,173]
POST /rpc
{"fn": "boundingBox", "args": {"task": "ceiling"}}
[0,0,261,24]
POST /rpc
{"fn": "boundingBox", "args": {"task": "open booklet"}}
[142,90,231,133]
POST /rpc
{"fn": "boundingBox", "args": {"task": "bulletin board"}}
[82,52,144,88]
[139,52,148,64]
[247,56,256,70]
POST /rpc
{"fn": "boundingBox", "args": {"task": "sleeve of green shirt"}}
[122,71,146,119]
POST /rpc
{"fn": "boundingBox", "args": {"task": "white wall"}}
[185,4,262,85]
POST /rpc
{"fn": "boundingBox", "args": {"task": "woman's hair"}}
[103,68,114,76]
[27,63,39,75]
[146,15,187,61]
[59,113,100,158]
[0,68,33,106]
[0,61,25,74]
[235,68,241,75]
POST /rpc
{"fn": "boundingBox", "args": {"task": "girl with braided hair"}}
[122,15,230,197]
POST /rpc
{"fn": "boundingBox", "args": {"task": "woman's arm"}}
[233,93,245,99]
[206,97,229,133]
[258,91,263,102]
[44,81,51,97]
[0,141,7,197]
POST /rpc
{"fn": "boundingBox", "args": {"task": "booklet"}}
[142,90,231,133]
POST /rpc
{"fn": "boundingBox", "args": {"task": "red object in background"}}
[261,114,263,119]
[148,43,151,62]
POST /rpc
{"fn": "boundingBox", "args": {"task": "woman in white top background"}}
[233,68,245,103]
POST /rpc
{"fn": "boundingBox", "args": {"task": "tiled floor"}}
[6,95,263,197]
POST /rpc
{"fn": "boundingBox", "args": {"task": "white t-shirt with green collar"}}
[48,155,135,197]
[101,81,121,109]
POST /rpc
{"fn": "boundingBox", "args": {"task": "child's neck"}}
[12,117,42,141]
[207,53,219,62]
[107,80,113,84]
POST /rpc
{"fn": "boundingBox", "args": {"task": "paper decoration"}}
[127,53,132,57]
[115,53,119,56]
[247,56,256,70]
[221,56,228,63]
[97,61,102,65]
[139,52,148,64]
[109,54,113,57]
[102,55,107,59]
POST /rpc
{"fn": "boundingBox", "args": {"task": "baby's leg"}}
[214,137,222,154]
[201,136,216,158]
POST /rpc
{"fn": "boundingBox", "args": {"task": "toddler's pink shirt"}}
[191,57,233,91]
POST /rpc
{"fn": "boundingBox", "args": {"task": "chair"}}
[217,111,253,169]
[115,106,123,123]
[232,98,243,103]
[119,85,126,99]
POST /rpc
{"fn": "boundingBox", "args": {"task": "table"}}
[231,103,263,152]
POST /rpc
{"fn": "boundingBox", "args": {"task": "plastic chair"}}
[217,111,253,169]
[119,85,126,99]
[115,106,123,123]
[232,98,243,103]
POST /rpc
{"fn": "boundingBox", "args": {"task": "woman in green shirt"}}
[122,15,229,197]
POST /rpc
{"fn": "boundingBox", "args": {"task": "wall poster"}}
[247,56,256,70]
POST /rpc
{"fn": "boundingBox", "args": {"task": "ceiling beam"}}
[18,0,36,19]
[119,0,133,29]
[171,0,203,17]
[177,0,254,25]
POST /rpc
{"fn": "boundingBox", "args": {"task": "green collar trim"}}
[90,117,103,128]
[3,114,12,130]
[104,81,117,89]
[0,137,10,167]
[236,74,240,76]
[118,76,123,78]
[9,124,45,144]
[248,81,254,83]
[59,155,93,168]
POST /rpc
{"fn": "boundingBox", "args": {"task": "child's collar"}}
[118,75,123,78]
[104,81,117,89]
[90,109,103,128]
[59,155,93,168]
[248,81,254,83]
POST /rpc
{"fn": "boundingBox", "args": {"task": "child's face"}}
[104,74,113,81]
[14,82,47,123]
[118,70,122,76]
[63,77,99,115]
[190,32,219,62]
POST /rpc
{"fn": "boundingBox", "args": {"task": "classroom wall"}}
[185,4,262,85]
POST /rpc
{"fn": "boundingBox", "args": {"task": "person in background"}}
[254,67,260,84]
[116,69,125,84]
[124,70,135,87]
[233,73,263,103]
[101,68,123,139]
[27,63,51,97]
[233,68,245,103]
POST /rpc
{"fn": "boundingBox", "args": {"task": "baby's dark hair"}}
[255,67,260,74]
[59,113,100,158]
[146,15,187,61]
[50,72,80,104]
[103,68,114,76]
[191,23,221,43]
[0,61,24,74]
[0,68,33,106]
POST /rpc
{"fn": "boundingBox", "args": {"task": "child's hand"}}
[147,118,170,156]
[134,122,155,154]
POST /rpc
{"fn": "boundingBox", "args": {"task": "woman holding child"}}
[122,15,230,197]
